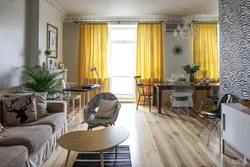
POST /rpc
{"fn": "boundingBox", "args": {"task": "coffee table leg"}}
[65,150,70,166]
[100,151,104,167]
[115,146,117,158]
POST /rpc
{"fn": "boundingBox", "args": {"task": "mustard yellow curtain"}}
[77,23,109,102]
[193,23,218,82]
[136,23,163,101]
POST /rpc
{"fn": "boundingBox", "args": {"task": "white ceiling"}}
[53,0,218,16]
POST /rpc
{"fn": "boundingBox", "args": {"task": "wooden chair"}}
[59,79,81,116]
[134,76,154,112]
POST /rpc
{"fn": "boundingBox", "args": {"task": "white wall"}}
[163,32,193,78]
[162,31,193,102]
[39,0,64,65]
[0,0,29,88]
[63,22,80,82]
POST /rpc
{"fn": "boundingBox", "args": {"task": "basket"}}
[240,99,250,109]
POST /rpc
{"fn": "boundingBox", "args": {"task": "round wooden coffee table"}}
[57,126,129,167]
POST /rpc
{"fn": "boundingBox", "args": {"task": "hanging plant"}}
[172,44,184,57]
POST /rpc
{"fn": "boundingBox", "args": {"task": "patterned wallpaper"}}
[219,0,250,99]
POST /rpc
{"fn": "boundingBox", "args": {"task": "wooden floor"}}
[42,103,250,167]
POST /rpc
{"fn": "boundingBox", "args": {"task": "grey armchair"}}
[84,92,121,131]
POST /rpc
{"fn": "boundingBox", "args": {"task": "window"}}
[108,24,137,99]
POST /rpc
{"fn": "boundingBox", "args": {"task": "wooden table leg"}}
[157,88,162,113]
[153,86,157,106]
[115,146,118,158]
[100,150,104,167]
[65,150,70,166]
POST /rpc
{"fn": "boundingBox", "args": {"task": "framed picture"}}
[47,23,58,58]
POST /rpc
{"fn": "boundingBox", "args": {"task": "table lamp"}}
[90,67,99,85]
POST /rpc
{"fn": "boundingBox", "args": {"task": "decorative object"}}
[172,44,184,57]
[173,9,198,40]
[2,94,37,125]
[95,99,118,119]
[23,66,63,96]
[177,78,186,82]
[74,145,132,167]
[183,64,200,83]
[198,78,204,85]
[240,99,250,109]
[59,63,64,69]
[90,67,100,85]
[45,48,51,70]
[0,123,6,133]
[49,59,53,70]
[47,23,58,58]
[204,77,213,85]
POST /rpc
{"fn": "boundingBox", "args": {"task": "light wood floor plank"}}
[42,103,249,167]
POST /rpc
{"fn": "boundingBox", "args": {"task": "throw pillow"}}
[0,123,6,133]
[95,99,118,119]
[2,94,37,125]
[2,92,48,118]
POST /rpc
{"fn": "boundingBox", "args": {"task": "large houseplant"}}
[183,64,200,83]
[23,66,63,96]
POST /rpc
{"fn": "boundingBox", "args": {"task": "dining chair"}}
[198,86,219,112]
[170,74,193,107]
[170,82,194,116]
[59,79,81,116]
[134,76,154,112]
[197,93,239,146]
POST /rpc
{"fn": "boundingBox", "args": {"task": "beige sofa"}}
[0,86,67,167]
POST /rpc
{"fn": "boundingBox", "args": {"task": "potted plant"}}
[23,66,63,97]
[183,64,200,83]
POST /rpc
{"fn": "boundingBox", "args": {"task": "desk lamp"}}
[90,67,99,85]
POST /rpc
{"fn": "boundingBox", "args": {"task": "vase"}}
[189,73,195,83]
[46,57,49,70]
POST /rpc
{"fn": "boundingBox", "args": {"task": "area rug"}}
[73,145,132,167]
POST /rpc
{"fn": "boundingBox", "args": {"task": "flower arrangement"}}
[183,64,200,83]
[183,64,200,74]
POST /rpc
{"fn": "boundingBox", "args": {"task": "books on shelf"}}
[81,84,99,89]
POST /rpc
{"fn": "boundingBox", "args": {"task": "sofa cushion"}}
[3,92,48,118]
[0,125,52,154]
[2,94,37,125]
[23,113,65,133]
[0,145,28,167]
[0,86,22,123]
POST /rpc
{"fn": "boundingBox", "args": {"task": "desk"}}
[63,85,105,121]
[152,83,219,113]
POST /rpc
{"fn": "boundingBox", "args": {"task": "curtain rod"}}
[73,21,164,24]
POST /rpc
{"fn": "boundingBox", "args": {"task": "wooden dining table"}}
[152,82,219,113]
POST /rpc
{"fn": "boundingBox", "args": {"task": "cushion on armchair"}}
[95,99,118,119]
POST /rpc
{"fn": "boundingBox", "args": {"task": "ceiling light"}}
[173,9,198,40]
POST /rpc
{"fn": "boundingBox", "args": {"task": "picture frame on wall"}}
[47,23,58,58]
